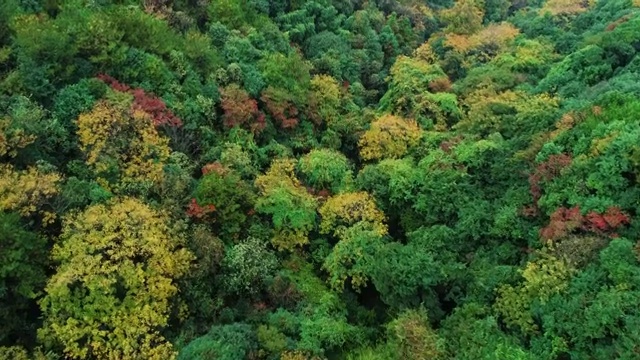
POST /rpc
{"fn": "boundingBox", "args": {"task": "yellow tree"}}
[455,89,558,137]
[39,197,193,360]
[0,164,60,224]
[319,191,387,237]
[359,114,423,161]
[445,22,520,55]
[0,117,36,158]
[388,308,445,360]
[440,0,484,35]
[77,99,170,195]
[308,75,341,126]
[541,0,589,16]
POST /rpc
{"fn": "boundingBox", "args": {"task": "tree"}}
[440,0,484,35]
[541,0,589,16]
[319,191,387,237]
[178,323,258,360]
[358,114,423,161]
[191,163,256,239]
[0,164,60,224]
[219,84,266,133]
[259,52,312,105]
[379,56,460,129]
[39,197,193,359]
[494,252,575,334]
[297,148,353,193]
[255,159,318,251]
[222,237,279,295]
[323,222,386,291]
[387,308,445,360]
[76,99,171,195]
[0,213,47,346]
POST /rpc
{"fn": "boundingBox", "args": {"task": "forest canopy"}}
[1,0,640,359]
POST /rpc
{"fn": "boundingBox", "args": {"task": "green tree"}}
[0,212,47,346]
[297,148,353,193]
[255,159,318,251]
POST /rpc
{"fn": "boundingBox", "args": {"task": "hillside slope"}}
[1,0,640,359]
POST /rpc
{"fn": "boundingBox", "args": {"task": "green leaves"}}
[0,212,47,345]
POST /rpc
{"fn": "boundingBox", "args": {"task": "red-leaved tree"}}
[540,206,630,242]
[219,85,266,134]
[529,153,572,206]
[97,74,182,127]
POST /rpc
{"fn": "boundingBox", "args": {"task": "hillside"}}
[1,0,640,359]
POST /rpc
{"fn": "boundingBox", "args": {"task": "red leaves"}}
[529,154,572,205]
[186,198,216,219]
[219,85,266,134]
[97,74,182,127]
[540,206,630,242]
[130,88,182,127]
[97,74,131,92]
[261,87,299,129]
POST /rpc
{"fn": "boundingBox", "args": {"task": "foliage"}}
[358,114,423,161]
[297,148,353,193]
[323,222,387,291]
[76,100,171,195]
[222,237,279,295]
[0,164,60,223]
[2,1,640,358]
[220,84,266,134]
[255,159,318,251]
[0,213,47,346]
[192,164,256,239]
[379,56,460,129]
[319,191,387,237]
[177,323,257,360]
[38,198,192,359]
[387,308,446,360]
[494,253,575,334]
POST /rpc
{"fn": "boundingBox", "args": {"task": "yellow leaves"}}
[439,0,484,35]
[319,192,387,237]
[590,131,619,156]
[444,33,475,53]
[413,42,438,64]
[456,89,559,135]
[475,22,520,49]
[40,197,193,360]
[0,117,36,157]
[389,309,445,360]
[445,22,520,54]
[76,101,170,194]
[255,158,300,192]
[77,101,121,165]
[0,346,30,360]
[494,253,574,334]
[0,164,60,223]
[359,114,423,161]
[541,0,590,16]
[271,228,310,252]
